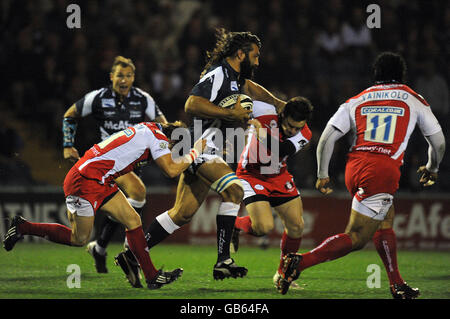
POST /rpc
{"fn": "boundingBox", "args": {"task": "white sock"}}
[156,211,180,234]
[217,202,240,216]
[127,198,146,208]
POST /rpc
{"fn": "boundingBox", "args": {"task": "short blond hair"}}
[111,56,136,73]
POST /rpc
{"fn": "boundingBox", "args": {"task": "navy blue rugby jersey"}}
[75,86,163,140]
[190,60,246,127]
[189,60,247,149]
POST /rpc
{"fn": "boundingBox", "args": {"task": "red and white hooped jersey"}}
[329,84,441,165]
[75,122,170,184]
[237,101,312,177]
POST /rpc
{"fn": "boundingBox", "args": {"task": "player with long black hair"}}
[116,28,287,286]
[278,52,446,298]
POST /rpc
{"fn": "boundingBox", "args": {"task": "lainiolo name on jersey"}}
[104,120,132,130]
[361,90,409,102]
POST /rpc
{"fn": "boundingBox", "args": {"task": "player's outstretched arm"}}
[155,138,207,178]
[244,79,286,113]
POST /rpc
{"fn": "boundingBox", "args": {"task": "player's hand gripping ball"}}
[218,94,253,111]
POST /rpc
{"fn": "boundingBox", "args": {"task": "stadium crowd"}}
[1,0,449,191]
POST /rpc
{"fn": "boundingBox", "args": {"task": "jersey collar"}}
[110,85,133,98]
[222,59,240,78]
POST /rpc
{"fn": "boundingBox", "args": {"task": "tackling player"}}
[115,28,287,286]
[62,56,167,273]
[231,97,313,289]
[278,52,446,298]
[3,121,206,289]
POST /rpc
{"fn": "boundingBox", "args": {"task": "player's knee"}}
[123,212,142,230]
[175,214,193,226]
[169,208,195,226]
[220,184,244,204]
[127,182,146,202]
[286,220,304,238]
[71,232,90,247]
[252,220,274,236]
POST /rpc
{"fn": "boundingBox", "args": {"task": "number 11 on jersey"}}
[362,106,405,144]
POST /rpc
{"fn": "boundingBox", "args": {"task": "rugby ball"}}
[218,94,253,111]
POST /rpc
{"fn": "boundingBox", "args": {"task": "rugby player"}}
[62,56,167,273]
[278,52,446,298]
[3,121,206,289]
[115,28,287,285]
[231,97,313,289]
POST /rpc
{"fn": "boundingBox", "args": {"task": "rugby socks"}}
[18,221,72,246]
[125,226,158,281]
[96,217,119,252]
[298,233,353,271]
[373,228,404,286]
[216,202,240,263]
[145,211,179,249]
[235,215,252,233]
[96,198,146,253]
[278,231,302,273]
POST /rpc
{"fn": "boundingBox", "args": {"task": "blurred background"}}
[0,0,449,250]
[0,0,448,192]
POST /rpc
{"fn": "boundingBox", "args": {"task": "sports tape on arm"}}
[62,117,78,147]
[176,148,200,165]
[316,124,345,179]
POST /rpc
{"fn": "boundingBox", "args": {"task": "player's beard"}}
[240,56,257,80]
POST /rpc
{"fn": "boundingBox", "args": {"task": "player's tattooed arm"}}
[63,104,81,162]
[243,80,286,113]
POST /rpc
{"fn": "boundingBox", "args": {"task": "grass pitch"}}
[0,243,449,299]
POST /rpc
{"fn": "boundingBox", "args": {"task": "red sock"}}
[278,231,302,273]
[235,216,253,234]
[19,221,72,245]
[373,228,404,286]
[126,227,158,281]
[299,233,353,271]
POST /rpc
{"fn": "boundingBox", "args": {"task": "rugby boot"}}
[277,253,302,295]
[86,241,108,273]
[147,268,183,290]
[114,249,143,288]
[390,282,420,299]
[3,215,26,251]
[273,271,301,290]
[213,258,248,280]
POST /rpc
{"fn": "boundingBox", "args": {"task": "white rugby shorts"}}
[66,195,95,217]
[352,193,393,221]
